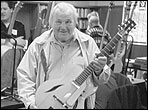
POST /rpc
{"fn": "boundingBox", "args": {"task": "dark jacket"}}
[106,84,141,109]
[95,73,132,109]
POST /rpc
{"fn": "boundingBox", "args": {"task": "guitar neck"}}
[43,2,52,28]
[8,17,16,35]
[73,32,122,87]
[7,1,23,35]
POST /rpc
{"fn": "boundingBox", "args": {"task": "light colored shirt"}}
[17,28,111,109]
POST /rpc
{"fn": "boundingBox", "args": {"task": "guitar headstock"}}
[109,1,115,9]
[129,1,138,19]
[118,18,136,35]
[13,1,23,14]
[126,1,132,10]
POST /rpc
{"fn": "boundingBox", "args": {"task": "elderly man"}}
[17,2,111,109]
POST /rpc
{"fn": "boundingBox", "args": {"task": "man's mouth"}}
[60,31,67,33]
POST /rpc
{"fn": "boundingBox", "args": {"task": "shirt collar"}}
[35,28,90,45]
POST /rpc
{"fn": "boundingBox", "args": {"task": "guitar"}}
[1,1,23,57]
[35,19,136,109]
[32,1,55,40]
[109,39,132,73]
[110,1,137,73]
[100,1,114,50]
[41,1,56,32]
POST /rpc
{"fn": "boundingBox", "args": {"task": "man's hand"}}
[16,36,26,47]
[92,56,107,76]
[10,36,26,47]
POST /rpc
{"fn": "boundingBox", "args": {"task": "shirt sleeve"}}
[92,65,111,86]
[14,21,26,39]
[17,43,37,108]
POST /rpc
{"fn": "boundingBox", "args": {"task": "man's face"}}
[1,2,12,22]
[52,9,76,43]
[89,16,99,28]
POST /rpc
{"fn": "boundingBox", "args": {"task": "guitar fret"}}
[111,34,121,44]
[110,39,116,46]
[114,36,121,41]
[79,73,87,80]
[101,49,109,57]
[78,72,88,83]
[85,66,93,74]
[105,44,113,50]
[77,76,83,84]
[104,47,111,53]
[112,38,119,45]
[74,63,94,86]
[74,79,81,86]
[106,44,112,50]
[109,39,117,47]
[104,48,110,54]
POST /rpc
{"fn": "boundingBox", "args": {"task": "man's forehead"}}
[1,2,8,7]
[53,9,74,19]
[54,8,73,15]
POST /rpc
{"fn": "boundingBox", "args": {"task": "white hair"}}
[49,2,78,28]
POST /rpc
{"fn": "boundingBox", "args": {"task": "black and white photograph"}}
[1,1,147,109]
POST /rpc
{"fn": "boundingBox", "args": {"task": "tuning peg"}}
[118,25,122,30]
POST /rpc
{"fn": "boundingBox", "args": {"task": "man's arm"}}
[1,39,6,45]
[10,36,28,50]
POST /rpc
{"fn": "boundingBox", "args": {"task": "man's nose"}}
[60,22,67,28]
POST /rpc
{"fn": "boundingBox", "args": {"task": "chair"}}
[106,84,142,109]
[1,48,25,90]
[95,72,132,109]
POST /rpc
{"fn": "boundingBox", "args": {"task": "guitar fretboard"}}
[100,33,122,57]
[73,62,94,86]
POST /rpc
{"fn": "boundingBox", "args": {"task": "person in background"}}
[86,11,111,51]
[1,1,27,90]
[17,2,111,109]
[86,11,115,69]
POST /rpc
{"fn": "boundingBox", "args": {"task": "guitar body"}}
[112,52,123,73]
[110,41,125,73]
[35,74,96,109]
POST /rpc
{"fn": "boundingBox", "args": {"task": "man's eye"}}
[66,20,72,24]
[56,21,62,24]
